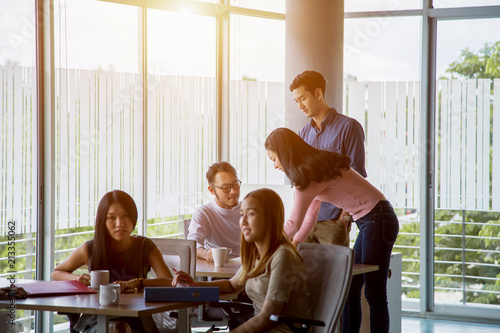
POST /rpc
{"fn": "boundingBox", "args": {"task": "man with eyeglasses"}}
[187,161,242,262]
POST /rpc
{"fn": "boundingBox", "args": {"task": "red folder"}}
[16,280,97,297]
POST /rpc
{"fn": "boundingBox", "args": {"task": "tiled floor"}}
[192,317,500,333]
[402,317,500,333]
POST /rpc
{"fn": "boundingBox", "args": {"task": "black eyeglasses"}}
[211,180,242,193]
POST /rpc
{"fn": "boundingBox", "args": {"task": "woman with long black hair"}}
[53,190,173,333]
[265,127,399,333]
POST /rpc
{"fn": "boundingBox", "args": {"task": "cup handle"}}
[227,248,232,255]
[112,289,117,303]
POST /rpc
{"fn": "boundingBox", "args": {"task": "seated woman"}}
[52,190,173,333]
[174,188,309,333]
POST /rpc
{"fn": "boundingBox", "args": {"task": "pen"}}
[172,268,200,287]
[205,241,216,249]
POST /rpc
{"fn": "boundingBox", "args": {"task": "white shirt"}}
[187,200,241,256]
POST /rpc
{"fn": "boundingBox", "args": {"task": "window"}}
[1,1,37,330]
[53,0,142,256]
[229,14,286,185]
[230,0,285,13]
[345,0,421,12]
[344,15,422,308]
[146,9,217,237]
[434,17,500,310]
[434,0,500,8]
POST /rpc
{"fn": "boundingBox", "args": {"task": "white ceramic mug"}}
[90,270,109,290]
[99,284,121,306]
[212,247,232,267]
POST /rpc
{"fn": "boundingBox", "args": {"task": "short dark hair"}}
[289,70,327,96]
[206,161,237,184]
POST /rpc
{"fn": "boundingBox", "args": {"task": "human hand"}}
[292,240,300,248]
[173,270,199,287]
[205,248,214,262]
[77,273,91,287]
[340,211,352,230]
[114,278,142,293]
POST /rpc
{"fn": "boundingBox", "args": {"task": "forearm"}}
[231,313,276,333]
[197,279,239,294]
[232,301,281,333]
[292,199,321,243]
[52,269,79,281]
[143,277,173,287]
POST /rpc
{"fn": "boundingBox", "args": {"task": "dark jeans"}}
[342,200,399,333]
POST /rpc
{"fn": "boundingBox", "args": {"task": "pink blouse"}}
[285,168,385,243]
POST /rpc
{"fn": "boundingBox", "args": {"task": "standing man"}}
[289,70,367,247]
[187,161,242,261]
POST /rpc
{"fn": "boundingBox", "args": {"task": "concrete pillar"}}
[285,0,344,132]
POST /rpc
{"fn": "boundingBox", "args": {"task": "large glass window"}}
[229,14,285,185]
[230,0,285,13]
[0,1,37,331]
[146,9,217,238]
[52,0,142,328]
[345,0,421,12]
[434,18,500,311]
[53,0,142,264]
[344,15,422,310]
[434,0,500,8]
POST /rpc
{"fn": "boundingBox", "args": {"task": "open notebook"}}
[16,280,97,297]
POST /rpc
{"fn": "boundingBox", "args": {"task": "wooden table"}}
[196,257,242,278]
[196,257,379,279]
[0,280,200,333]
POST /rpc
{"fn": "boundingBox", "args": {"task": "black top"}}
[87,235,156,282]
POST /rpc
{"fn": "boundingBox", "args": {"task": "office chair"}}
[150,238,197,333]
[270,243,354,333]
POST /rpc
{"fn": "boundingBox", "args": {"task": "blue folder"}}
[144,287,219,302]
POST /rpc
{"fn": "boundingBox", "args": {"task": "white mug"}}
[99,284,121,306]
[90,270,109,290]
[212,247,232,267]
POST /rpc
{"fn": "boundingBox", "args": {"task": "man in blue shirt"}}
[289,70,367,246]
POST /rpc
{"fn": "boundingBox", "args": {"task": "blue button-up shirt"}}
[298,108,367,221]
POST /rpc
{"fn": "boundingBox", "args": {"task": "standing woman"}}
[174,188,309,333]
[53,190,173,333]
[265,127,399,333]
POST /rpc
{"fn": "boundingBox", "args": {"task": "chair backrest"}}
[151,238,197,277]
[297,243,354,333]
[183,218,191,239]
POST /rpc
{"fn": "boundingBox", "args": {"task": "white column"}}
[285,0,344,132]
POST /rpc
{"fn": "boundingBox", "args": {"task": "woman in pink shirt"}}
[265,127,399,333]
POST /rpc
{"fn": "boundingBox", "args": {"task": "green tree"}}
[445,41,500,79]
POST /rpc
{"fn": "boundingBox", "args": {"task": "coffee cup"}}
[90,270,109,290]
[99,284,121,306]
[212,247,232,267]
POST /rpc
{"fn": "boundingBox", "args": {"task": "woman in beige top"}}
[174,188,309,333]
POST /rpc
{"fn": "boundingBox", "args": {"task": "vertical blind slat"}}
[481,80,490,210]
[13,67,23,233]
[367,82,381,189]
[69,69,77,228]
[59,68,69,229]
[80,70,90,227]
[450,80,461,209]
[384,82,397,202]
[492,79,500,210]
[396,81,407,208]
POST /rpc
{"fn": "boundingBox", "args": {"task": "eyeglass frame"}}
[210,179,242,193]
